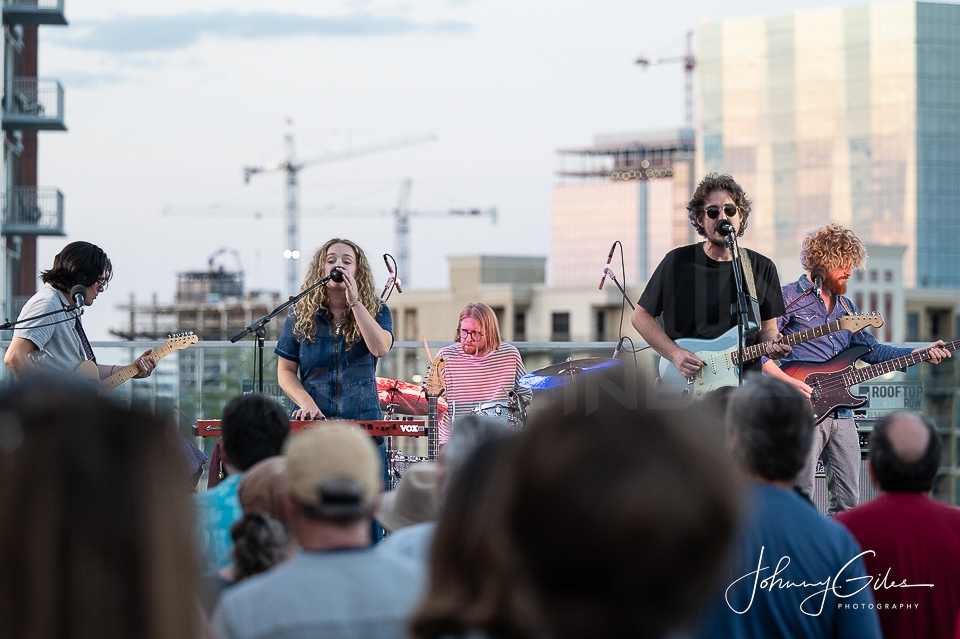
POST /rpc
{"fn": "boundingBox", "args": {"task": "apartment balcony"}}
[3,77,65,131]
[2,0,67,26]
[2,186,64,235]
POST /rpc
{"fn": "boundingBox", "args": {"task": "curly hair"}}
[799,222,867,271]
[687,173,752,238]
[229,512,288,582]
[293,238,382,344]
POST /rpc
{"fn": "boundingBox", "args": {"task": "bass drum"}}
[472,399,525,430]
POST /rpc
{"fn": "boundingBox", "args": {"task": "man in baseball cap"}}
[211,424,424,639]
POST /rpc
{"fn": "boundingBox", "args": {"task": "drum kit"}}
[378,356,624,487]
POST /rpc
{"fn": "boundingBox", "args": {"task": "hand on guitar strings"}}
[916,340,952,365]
[670,348,705,380]
[764,334,792,360]
[131,350,155,379]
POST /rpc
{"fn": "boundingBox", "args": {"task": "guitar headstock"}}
[424,354,446,398]
[166,331,199,351]
[839,312,884,332]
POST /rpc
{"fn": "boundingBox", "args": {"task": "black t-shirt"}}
[638,243,785,342]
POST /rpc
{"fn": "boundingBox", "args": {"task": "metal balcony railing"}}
[2,186,64,235]
[2,0,67,25]
[3,77,65,131]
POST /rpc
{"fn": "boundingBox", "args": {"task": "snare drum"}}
[472,400,525,430]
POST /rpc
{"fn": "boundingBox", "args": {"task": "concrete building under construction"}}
[552,127,696,288]
[112,262,282,342]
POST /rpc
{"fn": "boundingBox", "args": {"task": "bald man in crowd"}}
[836,411,960,639]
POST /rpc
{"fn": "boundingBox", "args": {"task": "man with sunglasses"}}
[632,173,790,384]
[435,302,530,444]
[4,241,156,380]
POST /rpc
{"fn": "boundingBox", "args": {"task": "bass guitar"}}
[658,314,884,398]
[76,332,198,392]
[780,339,958,423]
[422,354,446,462]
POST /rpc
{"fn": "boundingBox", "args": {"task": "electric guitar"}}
[75,332,198,392]
[658,314,884,398]
[780,339,958,423]
[422,354,446,462]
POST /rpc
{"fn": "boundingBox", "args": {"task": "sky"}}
[36,0,896,339]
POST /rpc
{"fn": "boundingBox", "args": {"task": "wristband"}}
[347,299,360,309]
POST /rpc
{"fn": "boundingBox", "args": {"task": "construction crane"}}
[208,246,244,274]
[243,132,436,296]
[635,30,696,128]
[391,178,496,286]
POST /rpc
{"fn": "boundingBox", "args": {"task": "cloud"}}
[48,11,472,53]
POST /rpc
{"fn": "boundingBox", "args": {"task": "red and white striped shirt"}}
[436,342,528,443]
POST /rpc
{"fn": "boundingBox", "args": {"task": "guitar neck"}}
[733,318,850,365]
[841,340,960,385]
[99,344,172,392]
[426,397,440,461]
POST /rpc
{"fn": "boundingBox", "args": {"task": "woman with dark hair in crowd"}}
[201,457,294,615]
[0,375,200,639]
[275,238,393,421]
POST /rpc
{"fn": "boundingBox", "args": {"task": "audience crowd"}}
[2,371,960,638]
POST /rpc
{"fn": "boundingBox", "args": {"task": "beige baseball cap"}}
[284,423,381,515]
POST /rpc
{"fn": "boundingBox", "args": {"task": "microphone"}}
[383,255,403,294]
[329,268,344,283]
[599,242,617,290]
[717,219,737,237]
[810,267,826,298]
[69,284,86,309]
[612,336,624,359]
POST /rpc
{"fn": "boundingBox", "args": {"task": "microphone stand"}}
[230,271,341,393]
[0,299,83,331]
[725,233,751,387]
[602,268,636,311]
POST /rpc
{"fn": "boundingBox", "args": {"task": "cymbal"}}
[377,377,448,415]
[519,357,624,391]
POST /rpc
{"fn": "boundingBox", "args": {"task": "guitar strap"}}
[737,248,763,331]
[74,317,97,363]
[838,295,853,315]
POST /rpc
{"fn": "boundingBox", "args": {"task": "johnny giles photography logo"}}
[725,546,933,617]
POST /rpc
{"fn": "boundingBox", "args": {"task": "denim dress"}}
[275,305,393,420]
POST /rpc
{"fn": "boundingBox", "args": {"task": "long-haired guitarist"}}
[4,241,156,380]
[632,173,791,380]
[761,223,950,514]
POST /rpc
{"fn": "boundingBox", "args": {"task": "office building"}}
[698,1,960,287]
[552,128,695,287]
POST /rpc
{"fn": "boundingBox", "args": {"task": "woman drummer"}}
[276,238,393,421]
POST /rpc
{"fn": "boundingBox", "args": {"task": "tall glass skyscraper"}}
[698,1,960,287]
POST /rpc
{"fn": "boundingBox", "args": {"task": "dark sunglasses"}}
[705,204,739,219]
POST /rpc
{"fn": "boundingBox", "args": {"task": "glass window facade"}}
[698,2,960,288]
